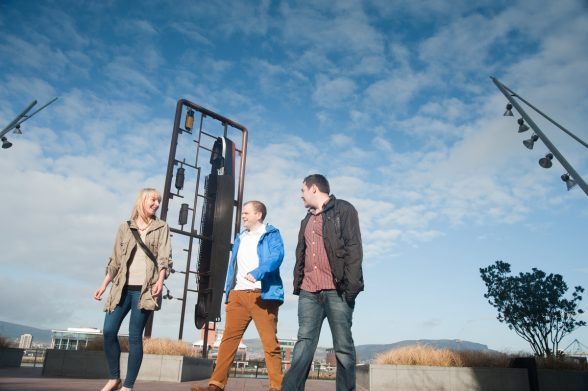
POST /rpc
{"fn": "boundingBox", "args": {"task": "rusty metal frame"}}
[145,99,248,347]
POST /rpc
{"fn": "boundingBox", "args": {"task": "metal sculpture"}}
[156,100,248,359]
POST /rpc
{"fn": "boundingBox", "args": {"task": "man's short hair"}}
[303,174,330,194]
[244,200,267,221]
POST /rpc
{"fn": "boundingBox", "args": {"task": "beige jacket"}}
[103,219,172,312]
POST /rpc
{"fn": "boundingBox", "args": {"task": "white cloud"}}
[312,76,357,108]
[364,71,429,112]
[118,19,159,36]
[104,57,160,95]
[418,13,502,75]
[279,0,384,56]
[330,134,353,146]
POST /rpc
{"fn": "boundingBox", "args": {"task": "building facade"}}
[192,326,248,364]
[51,327,128,350]
[278,338,296,369]
[18,334,33,349]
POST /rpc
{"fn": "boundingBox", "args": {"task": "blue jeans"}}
[282,290,356,391]
[103,286,152,388]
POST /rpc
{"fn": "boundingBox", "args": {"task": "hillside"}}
[0,320,53,344]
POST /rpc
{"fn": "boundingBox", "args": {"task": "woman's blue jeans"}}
[282,289,356,391]
[103,286,152,389]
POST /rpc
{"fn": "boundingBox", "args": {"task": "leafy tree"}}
[480,260,585,357]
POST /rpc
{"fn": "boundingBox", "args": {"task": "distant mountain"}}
[242,338,265,359]
[244,338,328,361]
[244,338,493,363]
[0,320,52,344]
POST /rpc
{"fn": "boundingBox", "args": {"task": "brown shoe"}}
[190,385,222,391]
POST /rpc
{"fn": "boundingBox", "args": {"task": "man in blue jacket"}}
[192,200,285,391]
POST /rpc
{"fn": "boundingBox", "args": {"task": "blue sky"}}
[1,0,587,355]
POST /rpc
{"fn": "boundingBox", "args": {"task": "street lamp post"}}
[491,76,588,197]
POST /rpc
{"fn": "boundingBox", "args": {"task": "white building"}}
[18,334,33,349]
[50,327,128,350]
[192,328,248,364]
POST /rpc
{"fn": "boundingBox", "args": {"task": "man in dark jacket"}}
[282,174,363,391]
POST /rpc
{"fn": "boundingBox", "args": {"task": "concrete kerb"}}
[357,364,588,391]
[41,349,213,382]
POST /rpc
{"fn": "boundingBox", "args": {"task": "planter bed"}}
[42,349,213,382]
[0,348,24,368]
[357,364,588,391]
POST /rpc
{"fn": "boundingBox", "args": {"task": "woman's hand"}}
[151,268,167,297]
[151,280,164,297]
[94,274,112,301]
[94,285,106,301]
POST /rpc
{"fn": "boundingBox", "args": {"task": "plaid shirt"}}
[300,212,336,292]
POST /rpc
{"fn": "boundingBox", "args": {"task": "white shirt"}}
[233,224,266,291]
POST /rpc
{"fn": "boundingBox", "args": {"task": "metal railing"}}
[20,348,46,367]
[227,362,336,381]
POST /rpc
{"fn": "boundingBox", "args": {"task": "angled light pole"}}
[1,97,58,149]
[491,77,588,197]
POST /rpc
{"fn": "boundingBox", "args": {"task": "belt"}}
[236,289,261,293]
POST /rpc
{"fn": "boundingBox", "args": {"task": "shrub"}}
[375,345,463,367]
[82,338,128,352]
[374,344,588,371]
[143,338,198,357]
[536,355,588,371]
[81,337,196,357]
[0,336,15,348]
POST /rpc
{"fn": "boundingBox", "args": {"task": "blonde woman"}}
[94,188,172,391]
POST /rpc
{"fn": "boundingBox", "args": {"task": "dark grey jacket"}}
[293,195,364,302]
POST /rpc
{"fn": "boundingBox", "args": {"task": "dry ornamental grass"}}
[82,337,198,357]
[374,345,586,371]
[142,338,198,357]
[375,345,464,367]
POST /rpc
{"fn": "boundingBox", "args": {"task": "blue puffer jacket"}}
[224,224,285,304]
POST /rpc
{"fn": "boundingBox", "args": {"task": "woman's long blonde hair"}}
[130,188,162,222]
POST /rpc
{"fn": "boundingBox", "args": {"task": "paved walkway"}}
[0,367,342,391]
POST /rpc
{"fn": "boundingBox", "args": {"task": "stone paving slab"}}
[0,367,345,391]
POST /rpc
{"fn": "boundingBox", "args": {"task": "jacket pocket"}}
[120,240,130,255]
[141,292,159,311]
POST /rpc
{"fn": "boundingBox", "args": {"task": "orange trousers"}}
[209,290,283,390]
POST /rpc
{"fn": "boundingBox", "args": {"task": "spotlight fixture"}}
[185,108,195,131]
[13,124,22,135]
[561,173,577,191]
[179,203,189,226]
[518,118,530,133]
[163,284,173,300]
[538,153,553,169]
[523,134,539,150]
[492,76,588,197]
[1,137,12,149]
[175,166,185,191]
